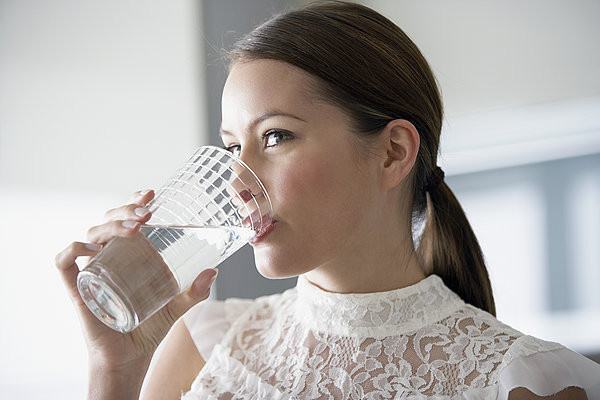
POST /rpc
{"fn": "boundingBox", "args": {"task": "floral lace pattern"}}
[181,274,568,399]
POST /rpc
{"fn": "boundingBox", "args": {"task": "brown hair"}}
[224,0,496,316]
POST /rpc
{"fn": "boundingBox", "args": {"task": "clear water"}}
[78,224,255,332]
[139,224,255,289]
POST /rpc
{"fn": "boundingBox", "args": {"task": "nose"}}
[223,150,273,234]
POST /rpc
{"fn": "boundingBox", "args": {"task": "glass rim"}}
[199,145,274,221]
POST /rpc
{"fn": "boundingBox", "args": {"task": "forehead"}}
[221,59,320,123]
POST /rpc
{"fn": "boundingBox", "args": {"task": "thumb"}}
[167,268,218,319]
[189,268,219,300]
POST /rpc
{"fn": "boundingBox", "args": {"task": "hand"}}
[54,189,219,372]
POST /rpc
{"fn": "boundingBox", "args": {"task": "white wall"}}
[362,0,600,118]
[0,0,206,397]
[0,0,207,193]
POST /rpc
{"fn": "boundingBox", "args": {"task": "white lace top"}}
[180,273,600,399]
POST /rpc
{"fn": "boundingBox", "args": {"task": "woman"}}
[55,1,600,399]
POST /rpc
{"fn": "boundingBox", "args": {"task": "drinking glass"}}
[77,145,273,332]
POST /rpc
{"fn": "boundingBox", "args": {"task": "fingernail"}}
[194,269,218,292]
[137,189,151,197]
[122,220,138,229]
[209,269,219,284]
[85,243,102,251]
[134,207,150,217]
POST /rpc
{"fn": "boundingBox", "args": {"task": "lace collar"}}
[293,273,466,338]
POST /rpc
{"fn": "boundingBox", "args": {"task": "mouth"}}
[249,218,278,244]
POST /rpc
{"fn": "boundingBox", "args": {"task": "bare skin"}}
[220,59,426,293]
[58,59,591,399]
[60,57,430,398]
[217,59,590,400]
[54,189,218,399]
[508,386,588,399]
[134,59,429,398]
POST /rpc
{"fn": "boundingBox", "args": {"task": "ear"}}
[379,119,420,191]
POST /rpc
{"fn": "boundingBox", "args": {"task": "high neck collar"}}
[294,273,465,338]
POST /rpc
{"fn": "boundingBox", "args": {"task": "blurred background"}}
[1,0,599,397]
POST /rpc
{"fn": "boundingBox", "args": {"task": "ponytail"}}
[417,174,496,316]
[225,0,496,315]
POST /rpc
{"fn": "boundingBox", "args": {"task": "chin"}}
[255,260,299,279]
[252,250,305,280]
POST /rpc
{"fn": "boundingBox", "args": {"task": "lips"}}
[249,220,277,244]
[237,188,276,241]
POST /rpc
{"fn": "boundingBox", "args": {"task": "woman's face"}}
[220,59,383,279]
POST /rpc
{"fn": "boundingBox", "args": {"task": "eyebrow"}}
[219,110,306,138]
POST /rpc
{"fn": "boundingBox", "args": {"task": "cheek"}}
[271,154,367,244]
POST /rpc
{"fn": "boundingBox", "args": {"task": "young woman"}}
[55,1,600,399]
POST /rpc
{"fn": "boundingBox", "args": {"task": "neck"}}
[302,219,426,294]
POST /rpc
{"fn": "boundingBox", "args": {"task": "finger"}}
[165,268,218,320]
[189,268,219,300]
[127,189,155,206]
[86,220,143,245]
[103,189,155,220]
[104,203,152,224]
[54,241,103,308]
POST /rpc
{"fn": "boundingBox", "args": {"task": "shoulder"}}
[495,333,600,399]
[182,297,255,360]
[439,302,525,351]
[427,303,524,386]
[455,305,600,399]
[181,288,295,360]
[183,296,256,329]
[438,304,600,397]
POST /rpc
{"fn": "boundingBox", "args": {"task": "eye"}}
[222,144,241,157]
[263,129,294,148]
[221,130,294,157]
